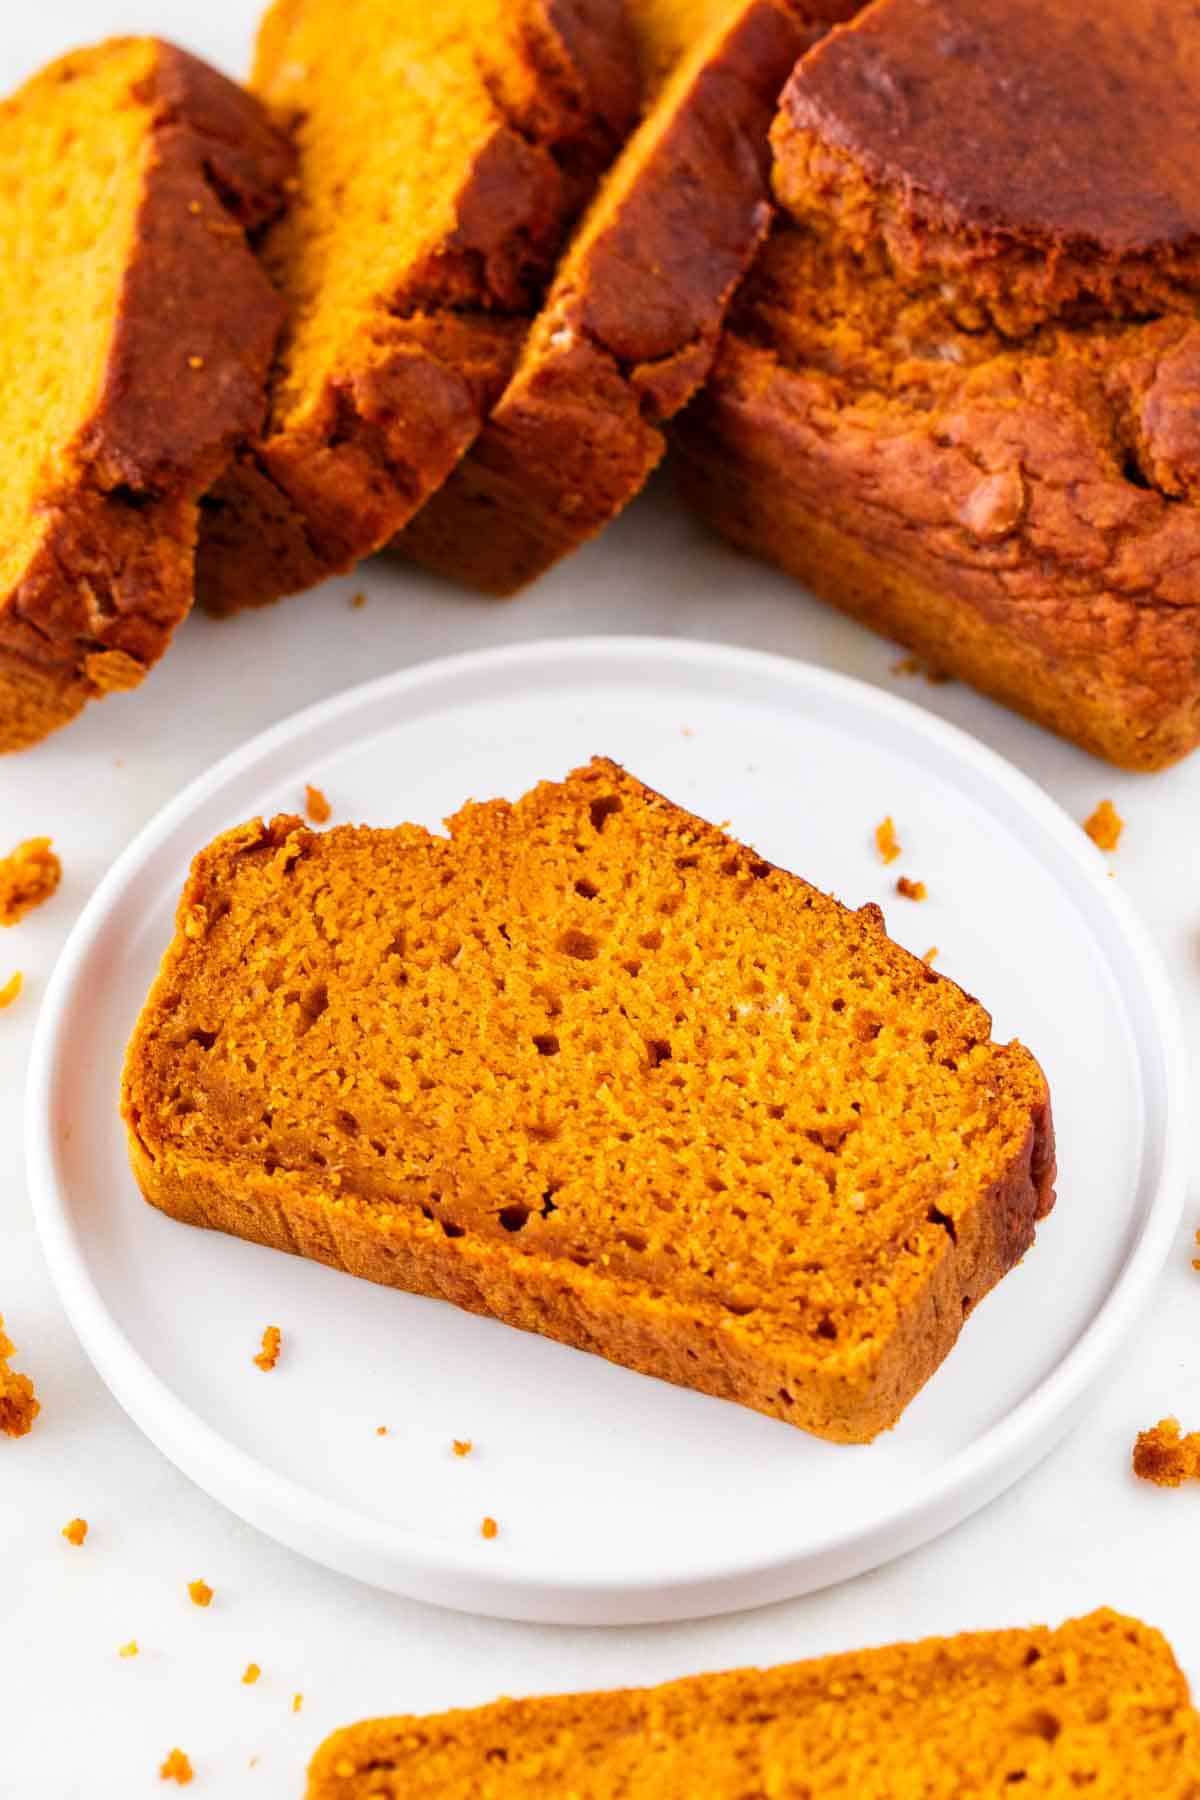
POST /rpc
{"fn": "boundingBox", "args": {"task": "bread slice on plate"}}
[677,0,1200,770]
[122,758,1053,1444]
[400,0,862,596]
[195,0,638,616]
[307,1610,1200,1796]
[0,38,292,753]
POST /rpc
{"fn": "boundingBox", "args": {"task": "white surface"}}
[26,637,1186,1636]
[1,6,1199,1793]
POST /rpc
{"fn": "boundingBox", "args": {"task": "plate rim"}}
[25,634,1188,1624]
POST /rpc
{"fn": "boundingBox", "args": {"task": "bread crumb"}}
[304,785,332,825]
[188,355,205,370]
[1133,1417,1200,1487]
[874,816,901,865]
[0,971,21,1010]
[891,655,951,685]
[0,1315,39,1436]
[376,1425,388,1436]
[188,1578,214,1608]
[159,1747,193,1785]
[1084,799,1123,852]
[253,1325,281,1371]
[453,1438,472,1457]
[349,590,367,609]
[922,947,939,966]
[896,876,927,902]
[62,1517,88,1546]
[292,1693,303,1713]
[119,1640,139,1658]
[0,837,61,925]
[481,1515,499,1540]
[242,1662,261,1685]
[681,726,694,738]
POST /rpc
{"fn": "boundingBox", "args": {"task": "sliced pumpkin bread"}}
[195,0,638,615]
[122,758,1053,1444]
[401,0,862,596]
[307,1610,1200,1798]
[0,38,292,752]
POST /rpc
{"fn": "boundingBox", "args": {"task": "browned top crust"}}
[0,38,291,753]
[780,0,1200,255]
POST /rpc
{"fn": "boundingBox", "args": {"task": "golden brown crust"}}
[196,0,638,616]
[402,1,862,597]
[0,40,292,754]
[307,1610,1200,1797]
[122,765,1054,1445]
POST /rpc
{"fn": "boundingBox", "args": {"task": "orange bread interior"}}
[123,760,1053,1443]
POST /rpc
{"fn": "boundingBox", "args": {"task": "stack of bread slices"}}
[4,0,1199,768]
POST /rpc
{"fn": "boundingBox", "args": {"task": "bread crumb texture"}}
[1084,800,1124,852]
[1134,1418,1200,1489]
[253,1325,281,1371]
[0,1315,39,1436]
[122,758,1054,1444]
[61,1517,88,1547]
[306,1609,1200,1797]
[0,838,60,924]
[0,970,22,1009]
[896,876,927,902]
[874,816,901,864]
[304,785,332,826]
[188,1578,213,1608]
[159,1747,193,1785]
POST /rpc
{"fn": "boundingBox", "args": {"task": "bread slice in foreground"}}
[400,0,861,597]
[122,759,1053,1443]
[308,1610,1200,1797]
[678,0,1200,770]
[0,38,292,752]
[195,0,637,616]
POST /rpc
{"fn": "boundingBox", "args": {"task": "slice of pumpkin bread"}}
[122,758,1054,1443]
[195,0,637,615]
[307,1610,1200,1798]
[0,38,292,752]
[401,0,862,596]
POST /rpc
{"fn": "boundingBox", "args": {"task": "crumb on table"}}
[1133,1417,1200,1488]
[453,1438,472,1458]
[349,590,367,610]
[0,837,62,926]
[120,1640,139,1658]
[304,784,332,825]
[253,1325,281,1372]
[242,1662,261,1686]
[890,655,950,684]
[1083,799,1123,852]
[922,947,939,966]
[874,816,901,865]
[188,1578,214,1608]
[0,971,22,1010]
[61,1517,88,1547]
[0,1315,39,1437]
[159,1747,193,1785]
[896,876,927,902]
[481,1515,499,1540]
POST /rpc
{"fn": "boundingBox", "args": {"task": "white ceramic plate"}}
[27,637,1185,1625]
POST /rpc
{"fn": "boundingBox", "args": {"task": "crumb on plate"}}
[0,971,22,1010]
[1133,1417,1200,1488]
[0,837,62,926]
[0,1315,39,1437]
[188,1578,213,1608]
[481,1516,499,1540]
[376,1425,388,1436]
[160,1747,193,1785]
[120,1640,139,1658]
[1083,799,1123,852]
[922,947,939,966]
[874,816,901,866]
[242,1662,261,1686]
[896,876,927,902]
[61,1517,88,1546]
[253,1326,281,1372]
[304,784,332,825]
[292,1693,303,1714]
[349,590,367,610]
[453,1438,472,1458]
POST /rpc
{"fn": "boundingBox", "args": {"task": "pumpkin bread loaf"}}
[401,0,862,596]
[0,38,292,752]
[122,759,1053,1444]
[196,0,638,615]
[308,1610,1200,1797]
[677,0,1200,769]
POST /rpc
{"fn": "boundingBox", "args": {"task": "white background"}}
[3,7,1200,1795]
